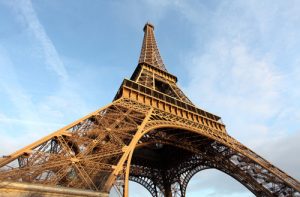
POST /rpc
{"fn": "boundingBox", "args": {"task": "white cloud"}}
[176,0,300,196]
[0,0,89,154]
[0,46,41,131]
[185,40,282,141]
[255,132,300,180]
[1,1,299,196]
[0,116,62,127]
[8,0,68,80]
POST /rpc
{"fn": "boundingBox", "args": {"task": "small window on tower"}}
[154,79,179,99]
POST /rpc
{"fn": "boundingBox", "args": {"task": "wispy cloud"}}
[186,40,282,140]
[0,0,88,154]
[0,1,299,196]
[8,0,68,80]
[0,116,62,127]
[0,46,41,130]
[147,0,300,196]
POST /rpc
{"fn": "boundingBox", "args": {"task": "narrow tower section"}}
[139,23,166,71]
[128,23,193,105]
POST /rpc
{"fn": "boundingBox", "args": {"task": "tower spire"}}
[0,23,299,197]
[138,22,167,71]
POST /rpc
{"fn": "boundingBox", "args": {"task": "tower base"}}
[0,181,108,197]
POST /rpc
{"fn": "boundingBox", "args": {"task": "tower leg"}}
[163,183,172,197]
[104,107,154,196]
[123,150,133,197]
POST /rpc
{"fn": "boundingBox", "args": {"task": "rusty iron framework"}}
[0,23,300,197]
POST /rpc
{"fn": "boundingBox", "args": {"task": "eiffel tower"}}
[0,23,300,197]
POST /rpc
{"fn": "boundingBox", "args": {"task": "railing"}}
[119,79,221,122]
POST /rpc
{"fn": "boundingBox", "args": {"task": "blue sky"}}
[0,0,300,196]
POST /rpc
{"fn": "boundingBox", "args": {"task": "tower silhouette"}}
[0,23,299,197]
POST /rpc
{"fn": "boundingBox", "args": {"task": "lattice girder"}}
[1,98,299,196]
[1,23,300,197]
[0,98,150,192]
[148,108,299,189]
[133,64,193,105]
[128,123,299,196]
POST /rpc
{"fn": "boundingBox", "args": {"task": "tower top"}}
[143,22,154,31]
[138,22,167,71]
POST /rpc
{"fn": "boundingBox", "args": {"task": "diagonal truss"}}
[1,23,300,197]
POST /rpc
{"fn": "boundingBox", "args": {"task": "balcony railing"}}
[115,79,221,122]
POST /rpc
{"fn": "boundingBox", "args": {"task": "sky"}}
[0,0,300,196]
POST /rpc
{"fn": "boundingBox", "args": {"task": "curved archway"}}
[109,181,152,197]
[186,169,254,197]
[125,123,280,196]
[129,181,152,197]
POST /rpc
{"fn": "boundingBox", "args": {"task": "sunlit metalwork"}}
[0,23,299,197]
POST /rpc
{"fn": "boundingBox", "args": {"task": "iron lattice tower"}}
[0,23,300,197]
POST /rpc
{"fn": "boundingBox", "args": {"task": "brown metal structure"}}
[0,23,300,197]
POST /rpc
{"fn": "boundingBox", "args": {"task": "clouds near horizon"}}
[0,1,299,197]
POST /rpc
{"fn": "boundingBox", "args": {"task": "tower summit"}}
[139,22,167,71]
[0,23,299,197]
